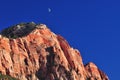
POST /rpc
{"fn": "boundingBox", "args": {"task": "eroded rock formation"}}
[0,23,109,80]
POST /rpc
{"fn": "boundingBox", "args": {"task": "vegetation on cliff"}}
[0,74,17,80]
[0,22,37,38]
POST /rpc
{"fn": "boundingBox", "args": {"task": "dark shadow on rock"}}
[35,46,72,80]
[35,47,56,80]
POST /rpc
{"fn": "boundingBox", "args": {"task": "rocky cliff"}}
[0,22,109,80]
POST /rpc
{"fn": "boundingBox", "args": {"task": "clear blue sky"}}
[0,0,119,79]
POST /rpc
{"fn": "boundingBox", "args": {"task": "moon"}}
[48,8,51,13]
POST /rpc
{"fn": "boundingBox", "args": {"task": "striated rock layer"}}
[0,23,109,80]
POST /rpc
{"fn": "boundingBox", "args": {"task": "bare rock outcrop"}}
[0,23,109,80]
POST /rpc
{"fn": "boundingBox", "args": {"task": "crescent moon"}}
[48,8,51,12]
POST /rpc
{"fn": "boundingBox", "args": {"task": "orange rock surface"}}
[0,24,109,80]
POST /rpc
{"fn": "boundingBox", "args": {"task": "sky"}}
[0,0,119,79]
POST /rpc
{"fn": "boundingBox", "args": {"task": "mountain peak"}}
[0,22,109,80]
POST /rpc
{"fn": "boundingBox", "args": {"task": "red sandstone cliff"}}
[0,23,109,80]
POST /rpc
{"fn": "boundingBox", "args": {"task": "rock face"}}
[0,23,109,80]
